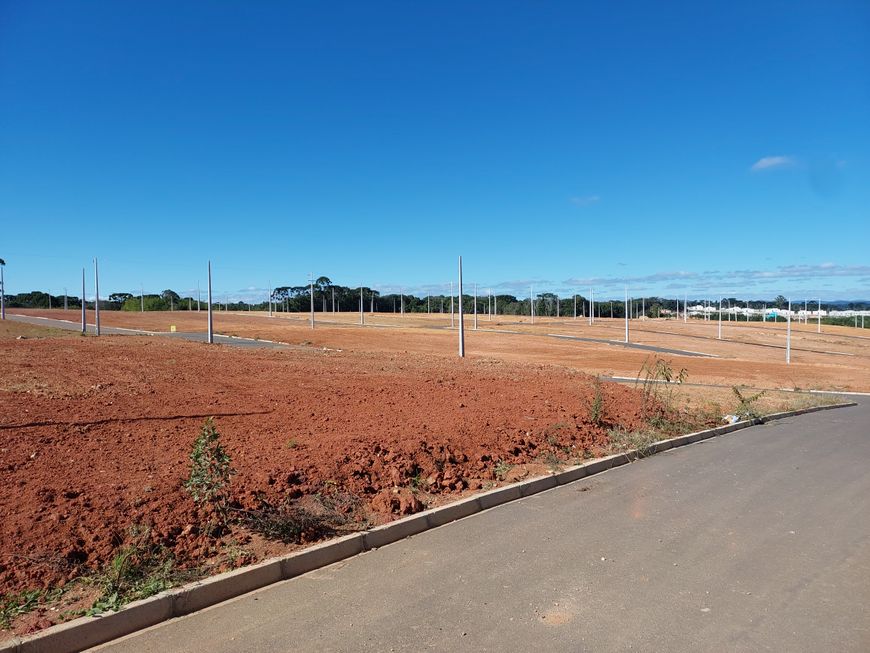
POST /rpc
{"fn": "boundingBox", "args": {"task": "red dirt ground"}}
[0,326,663,603]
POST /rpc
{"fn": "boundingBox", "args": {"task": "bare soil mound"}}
[0,331,662,602]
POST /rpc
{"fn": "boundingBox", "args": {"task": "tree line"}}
[4,282,868,318]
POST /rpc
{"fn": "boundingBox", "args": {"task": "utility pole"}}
[530,285,535,324]
[141,284,144,312]
[80,268,86,333]
[818,298,821,333]
[458,256,465,357]
[207,261,214,343]
[332,287,335,313]
[573,294,577,319]
[360,287,364,325]
[624,287,629,343]
[309,274,315,329]
[0,258,4,320]
[786,299,791,364]
[718,298,722,340]
[589,288,594,325]
[94,258,101,336]
[64,288,68,311]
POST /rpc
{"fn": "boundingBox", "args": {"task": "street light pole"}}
[589,288,594,325]
[0,259,4,321]
[207,261,214,344]
[530,285,535,324]
[625,287,629,343]
[458,256,465,358]
[81,267,85,334]
[94,258,101,336]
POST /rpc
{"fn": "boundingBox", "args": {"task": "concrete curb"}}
[1,401,857,653]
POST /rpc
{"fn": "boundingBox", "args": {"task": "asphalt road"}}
[92,402,870,652]
[6,314,288,349]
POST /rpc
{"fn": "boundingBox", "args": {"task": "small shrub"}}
[732,386,766,420]
[184,418,235,519]
[589,378,605,426]
[636,357,688,427]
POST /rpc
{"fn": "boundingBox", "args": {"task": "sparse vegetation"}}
[493,460,513,480]
[589,378,605,426]
[238,492,363,544]
[85,525,182,616]
[1,588,61,630]
[184,418,235,523]
[606,428,658,459]
[732,386,766,420]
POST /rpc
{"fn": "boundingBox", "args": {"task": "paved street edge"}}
[0,401,857,653]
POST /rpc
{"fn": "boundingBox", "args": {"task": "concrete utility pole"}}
[624,287,629,343]
[309,274,315,329]
[371,290,375,314]
[450,282,455,328]
[818,298,821,333]
[400,290,404,316]
[556,294,560,318]
[0,259,4,320]
[94,258,101,336]
[207,261,214,344]
[530,285,535,324]
[473,283,478,330]
[80,268,86,333]
[589,288,594,325]
[64,288,68,311]
[458,256,465,358]
[332,287,335,313]
[786,299,791,364]
[718,298,723,340]
[573,293,577,319]
[360,287,364,325]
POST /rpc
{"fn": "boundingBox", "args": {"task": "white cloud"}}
[570,195,600,206]
[750,155,797,172]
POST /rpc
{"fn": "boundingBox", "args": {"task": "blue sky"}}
[1,1,868,301]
